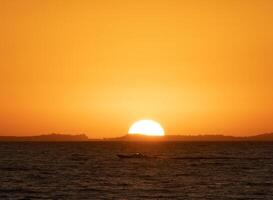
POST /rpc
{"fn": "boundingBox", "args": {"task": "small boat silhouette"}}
[117,153,150,159]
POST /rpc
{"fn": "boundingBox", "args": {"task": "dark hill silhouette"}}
[245,132,273,141]
[1,133,273,142]
[0,133,88,141]
[108,133,273,142]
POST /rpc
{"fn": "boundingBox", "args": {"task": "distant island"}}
[0,133,89,142]
[107,132,273,142]
[0,133,273,142]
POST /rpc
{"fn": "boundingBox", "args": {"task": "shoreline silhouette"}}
[0,132,273,142]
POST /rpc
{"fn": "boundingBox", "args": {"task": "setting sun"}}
[128,120,165,136]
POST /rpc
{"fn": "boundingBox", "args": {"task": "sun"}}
[128,119,165,136]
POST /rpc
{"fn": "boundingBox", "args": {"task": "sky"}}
[0,0,273,138]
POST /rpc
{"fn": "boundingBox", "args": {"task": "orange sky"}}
[1,0,273,138]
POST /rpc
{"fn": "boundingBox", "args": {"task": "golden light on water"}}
[128,119,165,136]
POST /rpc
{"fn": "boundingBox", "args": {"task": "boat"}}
[117,153,150,159]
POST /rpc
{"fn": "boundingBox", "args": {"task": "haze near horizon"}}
[1,0,273,138]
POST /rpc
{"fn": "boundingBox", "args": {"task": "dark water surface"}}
[0,142,273,199]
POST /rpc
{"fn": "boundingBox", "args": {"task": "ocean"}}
[0,142,273,199]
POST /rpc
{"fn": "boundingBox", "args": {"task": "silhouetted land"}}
[0,133,88,141]
[0,133,273,142]
[108,133,273,142]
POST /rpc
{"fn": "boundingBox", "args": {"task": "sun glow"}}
[128,119,165,136]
